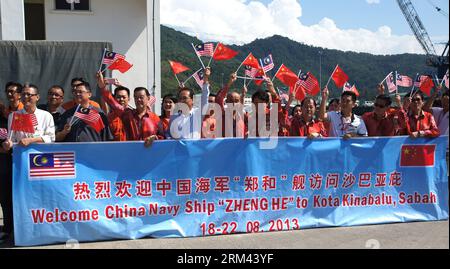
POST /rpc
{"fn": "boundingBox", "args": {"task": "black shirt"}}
[37,104,63,125]
[57,106,113,143]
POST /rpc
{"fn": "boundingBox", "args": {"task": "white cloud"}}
[366,0,381,4]
[160,0,434,55]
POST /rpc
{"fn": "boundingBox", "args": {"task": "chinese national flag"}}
[419,76,435,96]
[276,64,299,88]
[241,53,261,69]
[169,60,190,75]
[108,58,133,73]
[400,145,436,167]
[10,113,35,134]
[332,66,349,88]
[213,43,238,61]
[290,84,306,102]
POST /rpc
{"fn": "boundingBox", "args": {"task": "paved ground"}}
[1,208,448,249]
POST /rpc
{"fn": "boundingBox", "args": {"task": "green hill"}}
[161,25,435,101]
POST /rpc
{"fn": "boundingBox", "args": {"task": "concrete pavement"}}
[1,205,448,249]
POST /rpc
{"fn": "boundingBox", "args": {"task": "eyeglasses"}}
[48,93,63,98]
[73,90,89,95]
[6,90,18,95]
[21,93,38,98]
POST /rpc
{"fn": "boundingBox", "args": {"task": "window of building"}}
[54,0,90,11]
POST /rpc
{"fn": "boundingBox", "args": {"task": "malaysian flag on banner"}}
[193,69,205,88]
[261,54,275,73]
[29,152,76,179]
[0,128,7,140]
[396,74,413,87]
[194,43,214,57]
[102,50,126,65]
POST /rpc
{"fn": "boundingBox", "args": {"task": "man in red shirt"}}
[97,72,161,147]
[362,94,408,136]
[404,91,440,138]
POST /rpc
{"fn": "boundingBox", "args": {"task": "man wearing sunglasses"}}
[38,85,66,124]
[362,94,409,137]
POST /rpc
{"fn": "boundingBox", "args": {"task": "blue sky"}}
[161,0,449,55]
[296,0,448,37]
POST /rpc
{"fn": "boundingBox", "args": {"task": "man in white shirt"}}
[2,84,55,151]
[319,87,368,139]
[169,68,211,140]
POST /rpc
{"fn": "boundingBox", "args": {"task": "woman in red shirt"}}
[158,94,177,139]
[290,97,327,138]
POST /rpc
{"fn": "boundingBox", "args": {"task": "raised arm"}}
[201,67,211,111]
[423,86,441,113]
[96,72,125,116]
[216,72,237,110]
[319,87,329,122]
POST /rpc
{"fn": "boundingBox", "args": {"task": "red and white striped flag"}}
[193,69,205,88]
[0,128,7,140]
[260,54,275,73]
[244,65,260,78]
[396,74,413,87]
[29,152,76,179]
[31,113,38,127]
[102,50,126,65]
[194,43,215,57]
[386,73,397,93]
[74,107,105,133]
[297,72,320,96]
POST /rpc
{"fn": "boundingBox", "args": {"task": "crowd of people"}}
[0,67,448,243]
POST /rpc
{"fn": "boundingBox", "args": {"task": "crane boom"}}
[396,0,437,56]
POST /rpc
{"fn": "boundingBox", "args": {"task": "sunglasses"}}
[374,103,386,108]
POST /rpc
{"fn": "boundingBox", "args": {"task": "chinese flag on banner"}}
[213,43,239,61]
[241,53,261,69]
[275,64,299,88]
[169,60,190,75]
[332,66,349,88]
[108,58,133,73]
[419,76,435,96]
[10,113,35,134]
[400,145,436,167]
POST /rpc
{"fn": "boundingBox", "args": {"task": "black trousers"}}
[0,155,13,234]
